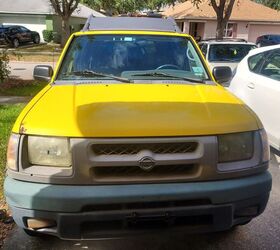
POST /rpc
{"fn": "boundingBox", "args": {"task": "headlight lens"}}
[259,129,269,162]
[7,133,20,171]
[28,136,72,167]
[218,132,254,163]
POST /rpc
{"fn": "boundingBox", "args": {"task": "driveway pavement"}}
[9,61,56,80]
[3,153,280,250]
[0,96,31,104]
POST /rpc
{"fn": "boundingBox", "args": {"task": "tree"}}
[210,0,236,39]
[50,0,80,46]
[82,0,184,15]
[256,0,280,10]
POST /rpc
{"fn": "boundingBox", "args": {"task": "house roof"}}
[0,0,105,18]
[163,0,280,22]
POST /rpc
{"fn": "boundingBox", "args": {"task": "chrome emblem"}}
[139,156,156,172]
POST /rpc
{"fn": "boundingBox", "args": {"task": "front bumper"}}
[5,171,272,239]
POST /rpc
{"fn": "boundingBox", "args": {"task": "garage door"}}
[248,24,280,43]
[0,14,46,42]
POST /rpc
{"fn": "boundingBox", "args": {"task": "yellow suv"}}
[5,17,272,239]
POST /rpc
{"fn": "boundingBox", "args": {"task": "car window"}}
[248,52,266,73]
[10,28,19,34]
[57,35,209,83]
[259,49,280,81]
[208,44,256,62]
[19,27,29,32]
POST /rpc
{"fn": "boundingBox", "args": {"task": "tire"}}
[33,35,40,44]
[12,38,19,48]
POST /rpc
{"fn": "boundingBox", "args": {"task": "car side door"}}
[9,27,20,41]
[247,49,280,150]
[18,26,31,42]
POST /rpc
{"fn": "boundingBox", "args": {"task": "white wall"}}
[236,21,249,40]
[0,14,46,42]
[178,19,280,43]
[204,21,217,39]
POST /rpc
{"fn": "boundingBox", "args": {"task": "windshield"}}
[56,35,209,83]
[208,44,256,62]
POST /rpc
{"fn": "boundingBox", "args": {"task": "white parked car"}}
[229,44,280,151]
[198,39,257,72]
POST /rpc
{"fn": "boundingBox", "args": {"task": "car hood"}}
[15,83,261,137]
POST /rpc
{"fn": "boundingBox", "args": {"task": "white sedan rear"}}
[229,45,280,151]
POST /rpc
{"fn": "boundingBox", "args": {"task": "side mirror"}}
[212,66,232,86]
[33,65,53,82]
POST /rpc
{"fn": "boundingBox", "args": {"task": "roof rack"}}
[82,16,181,33]
[201,38,248,43]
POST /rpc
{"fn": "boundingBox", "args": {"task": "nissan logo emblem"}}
[139,156,156,172]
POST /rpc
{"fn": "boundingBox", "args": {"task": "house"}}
[164,0,280,43]
[0,0,105,43]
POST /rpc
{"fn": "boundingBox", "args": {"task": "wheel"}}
[12,38,19,48]
[23,228,43,237]
[33,35,40,44]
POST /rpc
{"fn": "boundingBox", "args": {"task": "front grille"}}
[86,138,208,184]
[92,142,198,156]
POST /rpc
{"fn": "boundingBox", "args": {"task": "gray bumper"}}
[5,171,272,239]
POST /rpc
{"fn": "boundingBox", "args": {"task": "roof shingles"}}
[0,0,105,18]
[164,0,280,22]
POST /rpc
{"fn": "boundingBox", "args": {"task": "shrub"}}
[0,50,10,83]
[42,30,54,43]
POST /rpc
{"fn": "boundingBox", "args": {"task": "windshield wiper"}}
[131,71,205,83]
[66,70,132,83]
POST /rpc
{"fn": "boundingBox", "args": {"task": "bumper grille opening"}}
[92,142,198,156]
[92,164,199,182]
[81,214,213,233]
[82,199,211,212]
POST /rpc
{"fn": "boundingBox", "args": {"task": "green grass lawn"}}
[0,80,48,96]
[0,104,25,199]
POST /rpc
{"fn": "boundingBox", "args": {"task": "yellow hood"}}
[14,84,261,137]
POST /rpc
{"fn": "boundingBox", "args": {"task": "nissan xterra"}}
[4,17,272,239]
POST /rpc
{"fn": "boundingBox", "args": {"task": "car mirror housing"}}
[212,66,232,86]
[33,65,53,82]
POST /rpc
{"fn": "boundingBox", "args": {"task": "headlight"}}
[28,136,72,167]
[218,132,254,163]
[6,133,20,171]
